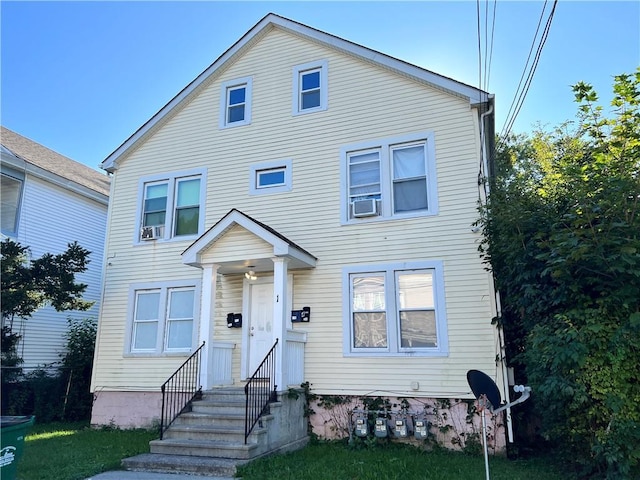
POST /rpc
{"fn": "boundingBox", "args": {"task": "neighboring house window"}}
[341,132,438,223]
[292,60,328,115]
[249,159,292,195]
[136,168,206,243]
[127,281,200,354]
[342,261,448,357]
[219,77,253,128]
[0,172,23,236]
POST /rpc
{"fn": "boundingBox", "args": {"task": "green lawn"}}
[237,441,566,480]
[18,422,156,480]
[16,423,564,480]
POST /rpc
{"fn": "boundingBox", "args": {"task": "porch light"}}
[245,270,257,280]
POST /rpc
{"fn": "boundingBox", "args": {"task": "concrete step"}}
[149,438,260,459]
[191,400,246,415]
[172,411,246,428]
[164,424,266,443]
[122,452,247,477]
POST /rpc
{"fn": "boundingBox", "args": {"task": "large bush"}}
[479,70,640,478]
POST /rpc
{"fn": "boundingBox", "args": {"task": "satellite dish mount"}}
[466,369,531,480]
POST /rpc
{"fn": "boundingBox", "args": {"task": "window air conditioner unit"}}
[141,225,163,241]
[352,198,378,218]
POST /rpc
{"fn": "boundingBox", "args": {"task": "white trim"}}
[249,159,293,195]
[124,279,202,356]
[133,167,207,245]
[101,14,488,172]
[341,260,448,357]
[182,209,316,269]
[340,131,439,225]
[292,59,328,116]
[0,168,25,237]
[219,76,253,129]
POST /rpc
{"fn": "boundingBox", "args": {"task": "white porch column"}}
[272,257,289,392]
[199,263,219,390]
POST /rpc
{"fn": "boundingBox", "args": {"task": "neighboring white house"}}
[90,13,508,449]
[1,126,110,372]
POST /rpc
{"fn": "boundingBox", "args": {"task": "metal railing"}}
[244,338,278,443]
[159,341,205,440]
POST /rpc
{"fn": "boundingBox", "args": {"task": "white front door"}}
[248,282,274,374]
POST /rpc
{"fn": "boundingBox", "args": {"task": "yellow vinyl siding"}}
[92,25,497,398]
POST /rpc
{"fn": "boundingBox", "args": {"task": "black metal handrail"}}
[159,341,205,440]
[244,338,278,443]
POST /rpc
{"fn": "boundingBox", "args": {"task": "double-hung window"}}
[293,60,328,115]
[128,281,200,354]
[342,261,448,357]
[341,132,438,223]
[1,171,24,236]
[137,168,206,242]
[219,77,253,128]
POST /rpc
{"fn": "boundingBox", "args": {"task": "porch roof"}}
[181,209,317,274]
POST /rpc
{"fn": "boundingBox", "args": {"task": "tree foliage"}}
[479,70,640,478]
[1,238,94,396]
[1,239,94,325]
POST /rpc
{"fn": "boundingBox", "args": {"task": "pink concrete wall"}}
[91,391,163,429]
[309,396,507,454]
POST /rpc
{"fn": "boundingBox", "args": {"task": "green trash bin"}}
[1,416,35,480]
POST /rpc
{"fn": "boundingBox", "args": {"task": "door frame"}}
[240,274,293,379]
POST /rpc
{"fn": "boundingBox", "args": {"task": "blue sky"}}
[1,1,638,171]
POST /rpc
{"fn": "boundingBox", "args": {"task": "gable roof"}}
[101,13,492,173]
[1,126,110,200]
[182,208,317,272]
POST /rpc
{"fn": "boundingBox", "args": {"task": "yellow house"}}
[91,13,507,467]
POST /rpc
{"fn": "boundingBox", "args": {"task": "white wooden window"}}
[1,171,24,236]
[342,261,448,357]
[136,168,206,243]
[341,132,438,224]
[219,77,253,128]
[127,281,200,355]
[249,159,292,195]
[292,60,328,115]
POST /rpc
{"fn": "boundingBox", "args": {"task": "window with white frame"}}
[137,168,206,242]
[342,261,448,357]
[292,60,328,115]
[128,281,200,354]
[1,171,24,236]
[219,77,253,128]
[341,132,438,223]
[249,159,292,195]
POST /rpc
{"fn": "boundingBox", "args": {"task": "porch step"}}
[123,387,305,477]
[149,438,260,459]
[164,423,267,443]
[122,452,247,477]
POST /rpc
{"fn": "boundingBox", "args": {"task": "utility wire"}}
[499,0,558,143]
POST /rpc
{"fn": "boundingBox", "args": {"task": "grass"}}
[236,441,566,480]
[16,423,564,480]
[18,421,156,480]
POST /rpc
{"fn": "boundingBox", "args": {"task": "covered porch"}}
[181,209,317,393]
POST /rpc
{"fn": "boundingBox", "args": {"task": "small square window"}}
[250,159,292,195]
[293,60,327,115]
[220,77,253,128]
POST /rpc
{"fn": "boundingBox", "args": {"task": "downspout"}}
[478,97,514,443]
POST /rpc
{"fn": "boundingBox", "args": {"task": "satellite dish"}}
[466,370,532,480]
[467,369,502,410]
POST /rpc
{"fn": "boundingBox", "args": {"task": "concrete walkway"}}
[86,471,235,480]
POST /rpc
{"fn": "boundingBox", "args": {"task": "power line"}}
[499,0,558,142]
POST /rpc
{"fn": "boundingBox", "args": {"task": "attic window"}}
[293,60,328,115]
[220,77,253,129]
